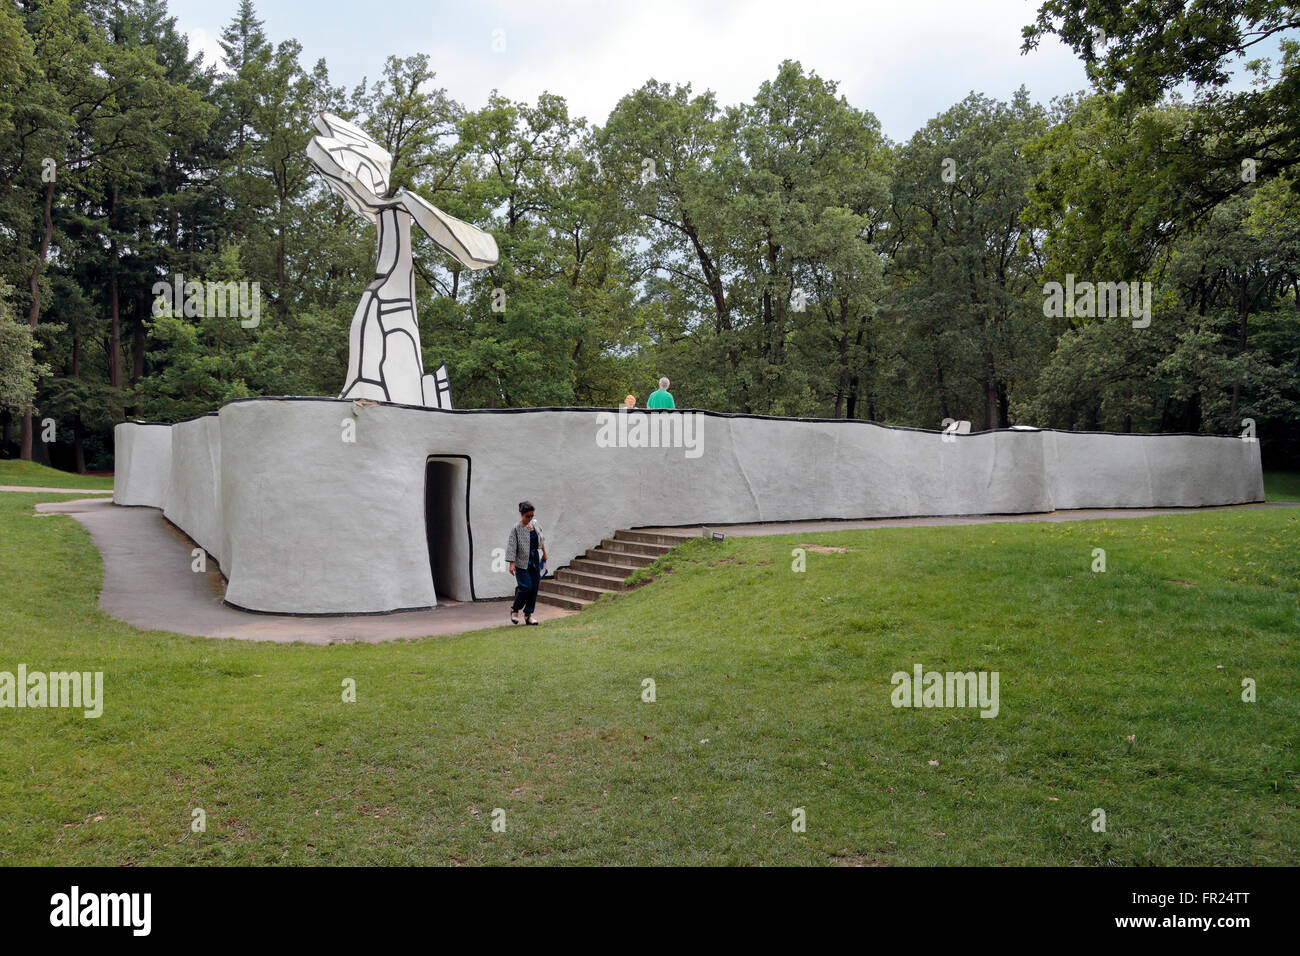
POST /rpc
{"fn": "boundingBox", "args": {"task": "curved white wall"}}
[1042,430,1262,509]
[112,422,173,506]
[112,398,1264,615]
[162,415,224,566]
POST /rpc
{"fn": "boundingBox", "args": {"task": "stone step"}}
[615,529,697,547]
[538,527,692,612]
[555,567,629,591]
[581,548,655,569]
[535,589,593,610]
[598,537,675,558]
[570,556,647,577]
[538,578,618,603]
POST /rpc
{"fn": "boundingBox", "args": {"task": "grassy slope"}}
[0,460,113,490]
[0,490,1296,866]
[1264,470,1300,501]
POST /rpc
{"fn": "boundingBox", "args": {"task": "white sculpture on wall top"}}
[305,112,498,408]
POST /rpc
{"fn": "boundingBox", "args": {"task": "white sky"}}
[172,0,1095,141]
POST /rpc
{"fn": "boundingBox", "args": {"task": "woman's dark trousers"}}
[512,565,540,615]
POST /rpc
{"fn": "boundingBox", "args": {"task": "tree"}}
[1024,1,1300,239]
[138,244,258,420]
[11,0,210,458]
[599,62,893,417]
[729,61,891,416]
[443,92,590,406]
[1018,183,1300,451]
[0,281,50,420]
[890,90,1050,429]
[599,78,744,409]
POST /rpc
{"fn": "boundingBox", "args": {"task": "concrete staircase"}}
[536,528,696,610]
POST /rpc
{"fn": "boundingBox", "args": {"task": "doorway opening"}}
[424,456,474,602]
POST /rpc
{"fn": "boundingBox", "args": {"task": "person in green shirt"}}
[646,377,675,409]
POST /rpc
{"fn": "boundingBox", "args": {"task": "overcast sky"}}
[169,0,1095,142]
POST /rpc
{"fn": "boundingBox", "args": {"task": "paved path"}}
[31,498,573,644]
[23,495,1294,645]
[644,501,1297,538]
[0,484,112,494]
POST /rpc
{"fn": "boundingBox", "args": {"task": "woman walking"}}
[506,500,547,625]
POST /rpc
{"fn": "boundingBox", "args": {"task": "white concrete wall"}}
[1042,430,1263,509]
[112,422,173,507]
[111,398,1265,614]
[161,415,224,566]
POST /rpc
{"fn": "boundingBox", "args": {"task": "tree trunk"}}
[984,352,998,429]
[19,176,57,460]
[1229,297,1249,424]
[132,303,146,416]
[72,332,85,473]
[934,348,950,422]
[834,304,849,419]
[679,215,742,407]
[108,185,122,391]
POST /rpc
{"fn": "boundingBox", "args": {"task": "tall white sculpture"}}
[305,112,498,407]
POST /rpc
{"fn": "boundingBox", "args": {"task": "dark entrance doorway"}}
[424,456,474,602]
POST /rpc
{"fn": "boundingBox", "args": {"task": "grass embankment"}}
[0,486,1296,865]
[1264,470,1300,501]
[0,460,113,491]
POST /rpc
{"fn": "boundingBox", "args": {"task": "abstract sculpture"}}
[305,112,498,407]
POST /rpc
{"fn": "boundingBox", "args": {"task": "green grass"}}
[0,460,113,491]
[0,489,1296,865]
[1264,470,1300,501]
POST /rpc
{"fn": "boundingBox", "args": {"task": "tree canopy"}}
[1,0,1296,472]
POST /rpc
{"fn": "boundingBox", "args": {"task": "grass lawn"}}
[0,488,1296,865]
[1264,470,1300,501]
[0,460,113,491]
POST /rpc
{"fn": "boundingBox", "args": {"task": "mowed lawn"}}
[0,460,114,491]
[1264,469,1300,501]
[0,477,1296,865]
